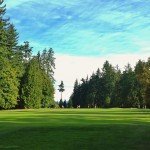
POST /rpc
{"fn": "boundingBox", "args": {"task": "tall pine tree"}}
[0,0,18,109]
[21,57,43,109]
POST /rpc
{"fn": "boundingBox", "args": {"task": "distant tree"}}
[71,79,79,107]
[118,64,138,108]
[135,58,150,108]
[68,98,73,108]
[145,58,150,107]
[102,60,117,107]
[20,41,32,63]
[41,71,55,108]
[59,99,63,108]
[135,60,147,108]
[6,24,18,52]
[111,66,121,107]
[63,100,67,108]
[58,81,65,100]
[41,48,55,81]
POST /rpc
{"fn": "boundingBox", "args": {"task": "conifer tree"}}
[0,47,18,109]
[21,57,43,109]
[41,48,55,81]
[0,1,19,109]
[102,61,117,107]
[68,98,73,108]
[0,1,56,109]
[58,81,65,100]
[41,71,55,108]
[6,24,18,56]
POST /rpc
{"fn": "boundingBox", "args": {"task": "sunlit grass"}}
[0,108,150,150]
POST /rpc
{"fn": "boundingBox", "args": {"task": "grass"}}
[0,108,150,150]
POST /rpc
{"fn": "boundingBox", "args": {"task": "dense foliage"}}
[70,59,150,108]
[0,0,56,109]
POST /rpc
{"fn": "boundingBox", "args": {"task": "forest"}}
[0,0,56,109]
[0,0,150,109]
[69,59,150,108]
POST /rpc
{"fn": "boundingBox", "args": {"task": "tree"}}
[63,100,67,108]
[21,57,43,109]
[135,60,145,108]
[59,99,63,108]
[41,48,55,82]
[135,58,150,108]
[102,61,117,107]
[118,64,138,108]
[0,0,8,47]
[0,1,19,109]
[71,79,80,108]
[68,98,73,108]
[70,58,150,108]
[41,71,55,108]
[0,50,18,109]
[19,41,32,63]
[145,58,150,107]
[0,1,56,109]
[6,24,18,54]
[58,81,65,100]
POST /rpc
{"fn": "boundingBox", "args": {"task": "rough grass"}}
[0,108,150,150]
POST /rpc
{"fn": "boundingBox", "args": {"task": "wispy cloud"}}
[5,0,150,56]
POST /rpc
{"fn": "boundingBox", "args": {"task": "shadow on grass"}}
[0,125,150,150]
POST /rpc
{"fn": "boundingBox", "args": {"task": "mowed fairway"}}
[0,109,150,150]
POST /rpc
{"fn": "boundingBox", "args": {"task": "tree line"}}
[69,59,150,108]
[0,0,56,109]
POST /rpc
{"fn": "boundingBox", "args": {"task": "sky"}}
[4,0,150,101]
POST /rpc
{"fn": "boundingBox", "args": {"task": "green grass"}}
[0,108,150,150]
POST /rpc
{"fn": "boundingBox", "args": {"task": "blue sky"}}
[4,0,150,100]
[5,0,150,56]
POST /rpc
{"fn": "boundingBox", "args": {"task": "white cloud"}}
[54,53,150,101]
[141,47,150,52]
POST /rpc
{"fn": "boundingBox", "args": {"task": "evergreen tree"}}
[87,73,97,107]
[0,1,19,109]
[41,71,55,108]
[111,66,121,107]
[135,58,150,108]
[0,0,8,47]
[135,60,148,108]
[58,81,65,100]
[70,60,149,108]
[6,24,18,55]
[119,64,138,108]
[47,48,55,80]
[71,79,80,108]
[59,99,63,108]
[68,98,73,108]
[63,100,67,108]
[145,58,150,107]
[41,48,55,81]
[102,61,117,107]
[0,48,18,109]
[0,1,56,109]
[20,41,32,63]
[21,57,43,109]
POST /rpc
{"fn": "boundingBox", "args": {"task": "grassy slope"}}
[0,108,150,150]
